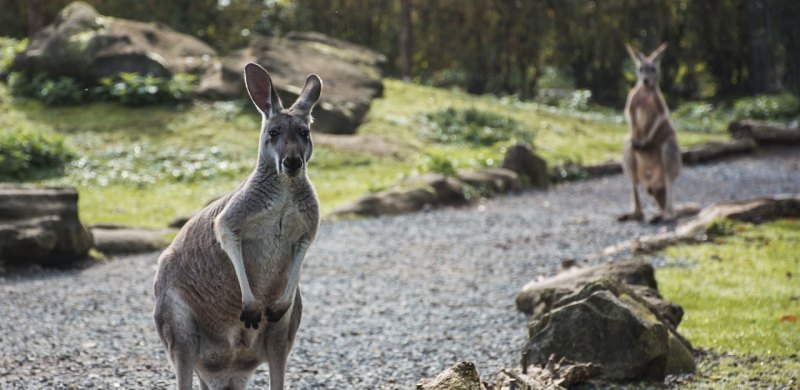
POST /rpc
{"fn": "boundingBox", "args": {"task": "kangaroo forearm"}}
[214,215,256,304]
[273,241,310,308]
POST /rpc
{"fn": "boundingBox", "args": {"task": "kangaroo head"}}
[244,63,322,178]
[626,43,667,88]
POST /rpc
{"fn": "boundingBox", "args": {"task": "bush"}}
[0,127,75,181]
[419,107,535,147]
[0,37,26,74]
[416,152,458,176]
[731,93,800,120]
[95,72,196,106]
[6,71,196,106]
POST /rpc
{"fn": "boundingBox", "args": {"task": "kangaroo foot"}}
[617,212,644,222]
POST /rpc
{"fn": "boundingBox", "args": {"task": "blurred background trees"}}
[1,0,797,105]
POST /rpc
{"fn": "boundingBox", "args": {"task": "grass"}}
[656,219,800,388]
[0,80,728,227]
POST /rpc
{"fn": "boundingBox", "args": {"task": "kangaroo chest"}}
[239,205,309,298]
[630,89,660,138]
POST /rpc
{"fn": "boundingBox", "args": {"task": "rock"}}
[728,119,800,144]
[583,161,623,178]
[457,168,522,195]
[496,356,601,390]
[416,361,484,390]
[89,224,172,255]
[501,144,549,189]
[0,186,92,266]
[515,259,662,320]
[330,174,467,218]
[331,187,438,218]
[521,279,695,381]
[677,194,800,237]
[198,32,386,134]
[11,2,216,83]
[409,174,468,206]
[680,137,757,164]
[167,215,193,229]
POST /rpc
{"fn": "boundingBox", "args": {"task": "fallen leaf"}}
[779,314,797,323]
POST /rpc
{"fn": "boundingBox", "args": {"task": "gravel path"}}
[2,147,799,389]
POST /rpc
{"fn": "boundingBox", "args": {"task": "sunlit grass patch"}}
[1,79,730,227]
[657,219,800,387]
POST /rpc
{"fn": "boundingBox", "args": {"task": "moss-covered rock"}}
[11,2,216,83]
[520,277,695,381]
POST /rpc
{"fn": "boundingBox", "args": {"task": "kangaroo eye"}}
[268,130,279,138]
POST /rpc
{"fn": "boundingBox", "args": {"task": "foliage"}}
[415,152,458,177]
[0,36,25,73]
[0,126,74,180]
[658,219,800,356]
[96,72,196,106]
[0,79,728,227]
[419,107,535,147]
[3,1,800,100]
[705,218,737,238]
[7,71,195,106]
[731,93,800,120]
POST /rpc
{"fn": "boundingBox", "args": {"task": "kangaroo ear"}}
[244,63,282,117]
[289,74,323,121]
[626,44,644,65]
[650,43,668,63]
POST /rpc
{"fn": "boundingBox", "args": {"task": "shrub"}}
[419,107,535,147]
[0,127,75,181]
[0,37,26,74]
[6,71,196,106]
[731,93,800,120]
[95,72,195,106]
[416,152,458,176]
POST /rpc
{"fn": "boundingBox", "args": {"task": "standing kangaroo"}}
[618,43,682,223]
[153,63,321,390]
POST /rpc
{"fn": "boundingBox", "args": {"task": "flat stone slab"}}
[90,225,173,255]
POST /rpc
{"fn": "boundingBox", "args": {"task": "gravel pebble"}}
[1,147,798,389]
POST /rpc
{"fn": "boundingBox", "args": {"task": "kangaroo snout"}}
[282,156,304,175]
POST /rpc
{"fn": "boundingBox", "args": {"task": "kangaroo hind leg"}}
[618,139,644,222]
[265,290,303,390]
[154,291,201,390]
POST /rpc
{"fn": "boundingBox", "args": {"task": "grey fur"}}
[153,63,321,390]
[620,43,682,223]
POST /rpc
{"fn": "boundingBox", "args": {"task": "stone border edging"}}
[597,194,800,258]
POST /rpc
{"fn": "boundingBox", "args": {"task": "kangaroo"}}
[618,43,682,223]
[153,63,321,390]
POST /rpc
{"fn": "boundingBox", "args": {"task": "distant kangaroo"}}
[153,63,321,390]
[618,43,682,223]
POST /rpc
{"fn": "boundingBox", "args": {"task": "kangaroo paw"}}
[240,304,261,329]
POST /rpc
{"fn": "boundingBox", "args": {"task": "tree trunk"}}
[398,0,412,81]
[26,0,44,36]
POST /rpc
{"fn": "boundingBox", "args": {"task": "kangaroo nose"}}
[282,156,303,172]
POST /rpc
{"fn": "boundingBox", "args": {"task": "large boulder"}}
[515,259,684,325]
[0,186,92,266]
[11,2,216,83]
[198,32,386,134]
[501,144,548,189]
[521,279,695,381]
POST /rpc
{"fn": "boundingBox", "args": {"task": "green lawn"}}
[1,80,727,227]
[657,219,800,388]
